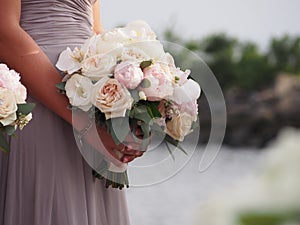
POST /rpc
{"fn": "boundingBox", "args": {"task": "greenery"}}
[162,29,300,90]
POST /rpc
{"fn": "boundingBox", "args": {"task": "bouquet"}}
[0,63,35,153]
[56,20,201,189]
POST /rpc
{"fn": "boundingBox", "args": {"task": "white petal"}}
[56,48,81,74]
[0,113,17,126]
[172,79,201,104]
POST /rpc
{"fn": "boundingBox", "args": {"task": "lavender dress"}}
[0,0,130,224]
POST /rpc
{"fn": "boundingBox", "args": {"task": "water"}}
[126,146,263,225]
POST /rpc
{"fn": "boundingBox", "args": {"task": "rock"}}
[198,74,300,148]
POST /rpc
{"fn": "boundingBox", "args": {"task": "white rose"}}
[15,83,27,104]
[81,54,116,80]
[56,47,83,74]
[0,67,27,103]
[126,40,166,61]
[0,87,18,126]
[82,34,124,57]
[172,79,201,104]
[161,52,176,67]
[166,112,194,141]
[65,74,93,112]
[101,28,131,44]
[120,46,150,62]
[124,20,157,41]
[92,77,133,119]
[81,35,102,56]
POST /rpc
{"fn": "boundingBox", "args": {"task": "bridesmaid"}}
[0,0,142,224]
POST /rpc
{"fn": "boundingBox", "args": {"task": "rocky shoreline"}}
[198,74,300,148]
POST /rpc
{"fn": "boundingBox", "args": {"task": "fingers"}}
[121,155,136,163]
[118,145,144,163]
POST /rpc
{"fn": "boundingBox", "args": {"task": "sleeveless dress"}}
[0,1,131,225]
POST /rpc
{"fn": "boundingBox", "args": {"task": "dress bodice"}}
[20,0,95,47]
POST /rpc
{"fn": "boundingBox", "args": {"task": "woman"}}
[0,0,142,224]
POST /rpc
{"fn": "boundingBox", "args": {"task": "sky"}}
[100,0,300,49]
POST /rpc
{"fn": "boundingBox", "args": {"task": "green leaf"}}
[129,89,140,103]
[140,60,153,70]
[140,79,151,88]
[145,102,162,118]
[130,105,152,124]
[4,125,16,136]
[140,122,150,138]
[165,141,175,160]
[0,132,10,153]
[107,117,130,145]
[56,82,66,91]
[17,103,35,116]
[150,123,165,137]
[164,134,188,155]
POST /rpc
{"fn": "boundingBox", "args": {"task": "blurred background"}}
[101,1,300,225]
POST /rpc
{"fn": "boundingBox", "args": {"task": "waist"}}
[22,23,92,47]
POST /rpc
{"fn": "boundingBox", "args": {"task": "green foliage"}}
[268,35,300,73]
[56,81,66,91]
[239,211,300,225]
[140,60,153,70]
[235,42,275,89]
[106,117,130,145]
[17,103,35,116]
[162,29,300,90]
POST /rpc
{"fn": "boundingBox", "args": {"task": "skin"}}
[0,0,143,163]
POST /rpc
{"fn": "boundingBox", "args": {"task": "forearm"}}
[0,25,83,128]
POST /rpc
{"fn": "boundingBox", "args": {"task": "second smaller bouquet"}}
[56,20,201,189]
[0,63,35,153]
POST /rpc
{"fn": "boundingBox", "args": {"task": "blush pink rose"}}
[174,68,191,85]
[114,61,144,89]
[140,63,173,101]
[177,100,198,121]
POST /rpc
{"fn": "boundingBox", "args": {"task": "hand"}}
[73,110,146,164]
[97,125,145,163]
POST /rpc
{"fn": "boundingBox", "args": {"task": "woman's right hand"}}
[96,125,144,163]
[73,110,146,166]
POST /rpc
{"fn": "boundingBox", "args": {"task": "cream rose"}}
[0,67,27,104]
[0,87,18,126]
[65,74,93,112]
[92,77,133,119]
[166,112,194,141]
[81,54,116,80]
